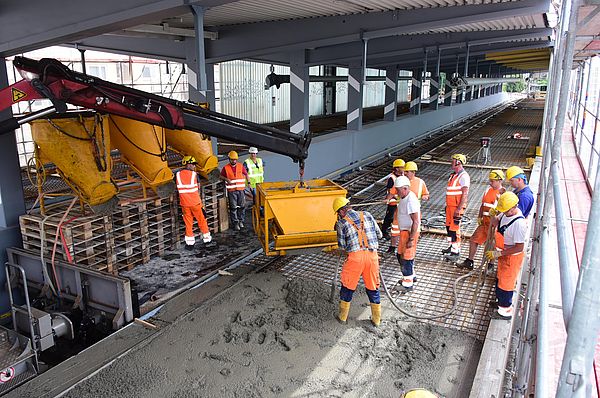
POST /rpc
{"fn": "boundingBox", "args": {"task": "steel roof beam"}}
[306,28,552,65]
[0,0,234,57]
[204,0,550,62]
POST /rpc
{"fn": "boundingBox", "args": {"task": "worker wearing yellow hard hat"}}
[485,191,527,320]
[220,150,249,231]
[458,170,505,270]
[176,155,212,250]
[333,196,383,327]
[381,158,406,243]
[506,165,534,218]
[401,389,439,398]
[443,154,470,262]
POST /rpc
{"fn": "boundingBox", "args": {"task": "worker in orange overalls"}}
[485,192,527,320]
[390,176,420,290]
[176,156,212,251]
[220,151,249,231]
[443,154,470,262]
[333,197,383,327]
[381,159,405,240]
[388,162,429,253]
[458,169,506,270]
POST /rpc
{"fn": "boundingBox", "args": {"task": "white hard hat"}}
[248,147,258,154]
[394,176,410,188]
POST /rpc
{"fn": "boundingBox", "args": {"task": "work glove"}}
[485,249,502,261]
[477,217,483,226]
[489,208,498,217]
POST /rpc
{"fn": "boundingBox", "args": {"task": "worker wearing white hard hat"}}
[244,147,264,204]
[390,176,420,289]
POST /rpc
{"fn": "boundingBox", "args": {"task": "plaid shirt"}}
[336,209,382,253]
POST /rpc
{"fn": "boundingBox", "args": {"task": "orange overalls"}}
[495,215,526,317]
[471,186,502,245]
[176,169,209,245]
[445,171,467,248]
[340,212,380,291]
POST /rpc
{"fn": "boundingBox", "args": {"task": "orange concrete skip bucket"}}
[108,115,175,198]
[253,179,347,256]
[30,114,119,214]
[164,128,219,181]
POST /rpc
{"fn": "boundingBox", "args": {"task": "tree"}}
[505,80,526,92]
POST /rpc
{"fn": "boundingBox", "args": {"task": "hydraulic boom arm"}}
[0,57,310,165]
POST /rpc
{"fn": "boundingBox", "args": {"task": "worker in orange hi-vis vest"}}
[220,151,249,231]
[443,154,470,263]
[458,170,506,270]
[404,161,429,202]
[176,156,212,251]
[381,159,405,241]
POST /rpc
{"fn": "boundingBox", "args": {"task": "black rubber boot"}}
[457,258,474,270]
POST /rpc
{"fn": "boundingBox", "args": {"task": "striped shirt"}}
[336,209,382,253]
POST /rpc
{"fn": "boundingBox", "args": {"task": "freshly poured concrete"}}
[61,271,481,397]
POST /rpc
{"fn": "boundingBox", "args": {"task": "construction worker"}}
[381,159,405,240]
[506,165,534,218]
[485,192,527,320]
[244,147,264,203]
[387,162,429,253]
[220,151,248,231]
[176,156,212,250]
[458,170,506,270]
[333,197,383,327]
[404,161,429,201]
[390,176,420,289]
[443,154,470,262]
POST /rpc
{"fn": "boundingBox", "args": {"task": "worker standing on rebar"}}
[458,170,505,270]
[244,147,264,204]
[333,197,383,327]
[506,166,534,218]
[388,162,429,253]
[176,156,212,250]
[220,151,248,231]
[443,154,470,262]
[390,176,420,290]
[381,159,405,241]
[485,192,526,320]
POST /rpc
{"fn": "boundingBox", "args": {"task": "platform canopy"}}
[0,0,565,73]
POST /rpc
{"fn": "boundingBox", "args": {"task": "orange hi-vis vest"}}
[446,170,466,207]
[344,212,371,250]
[224,163,246,192]
[480,186,501,220]
[387,173,400,205]
[410,177,427,200]
[176,169,201,207]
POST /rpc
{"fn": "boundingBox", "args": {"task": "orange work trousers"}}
[181,205,209,237]
[340,250,380,291]
[497,251,525,291]
[397,230,418,260]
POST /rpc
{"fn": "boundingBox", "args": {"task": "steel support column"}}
[443,70,453,106]
[290,51,310,134]
[0,58,26,318]
[473,60,480,99]
[323,66,336,115]
[410,69,422,115]
[384,65,399,121]
[347,61,364,130]
[430,48,441,110]
[188,5,208,101]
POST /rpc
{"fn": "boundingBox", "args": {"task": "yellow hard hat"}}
[401,389,439,398]
[404,161,418,172]
[392,159,405,168]
[451,153,467,165]
[496,191,519,213]
[506,165,525,180]
[332,197,350,213]
[228,151,239,160]
[181,155,197,165]
[489,169,505,180]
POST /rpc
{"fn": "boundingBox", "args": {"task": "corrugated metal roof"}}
[189,0,528,27]
[407,14,545,34]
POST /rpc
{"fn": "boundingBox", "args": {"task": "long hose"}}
[379,268,475,320]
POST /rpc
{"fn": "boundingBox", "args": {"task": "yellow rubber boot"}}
[337,301,351,324]
[370,303,381,327]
